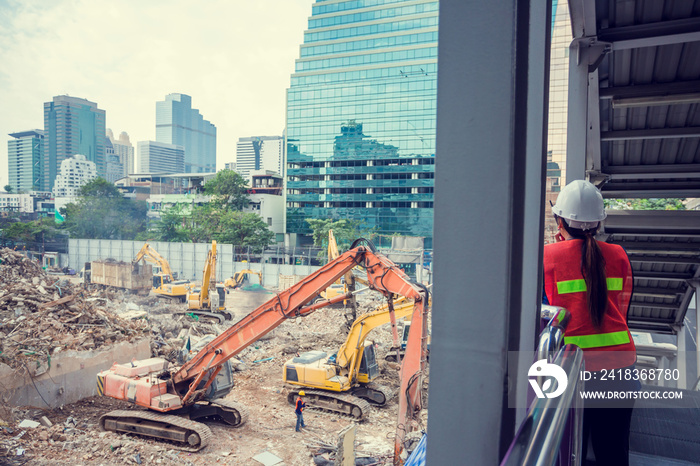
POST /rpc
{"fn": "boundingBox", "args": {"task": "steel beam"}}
[604,210,700,232]
[613,243,700,252]
[600,185,700,199]
[601,127,700,141]
[633,287,686,297]
[598,17,700,49]
[599,81,700,99]
[635,271,696,281]
[628,256,700,265]
[630,302,681,310]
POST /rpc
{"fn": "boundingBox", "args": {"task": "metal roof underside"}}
[569,0,700,334]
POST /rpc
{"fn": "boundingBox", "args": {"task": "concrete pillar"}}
[677,325,687,389]
[428,0,550,463]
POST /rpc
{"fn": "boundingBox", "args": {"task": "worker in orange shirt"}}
[295,391,306,432]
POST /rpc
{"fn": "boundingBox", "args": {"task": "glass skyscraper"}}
[286,0,438,244]
[7,129,44,192]
[156,93,216,174]
[44,96,106,191]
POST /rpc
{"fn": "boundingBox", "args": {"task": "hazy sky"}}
[0,0,312,188]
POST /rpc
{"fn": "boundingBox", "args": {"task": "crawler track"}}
[99,409,212,452]
[353,383,395,405]
[190,399,249,427]
[287,389,371,420]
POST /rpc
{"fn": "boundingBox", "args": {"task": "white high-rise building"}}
[52,154,97,197]
[236,136,284,180]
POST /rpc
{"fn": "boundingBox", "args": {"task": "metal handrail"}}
[502,345,584,466]
[501,305,585,466]
[538,305,571,362]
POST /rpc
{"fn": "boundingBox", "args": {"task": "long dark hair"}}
[558,217,608,327]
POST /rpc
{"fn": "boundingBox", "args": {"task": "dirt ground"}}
[1,282,428,466]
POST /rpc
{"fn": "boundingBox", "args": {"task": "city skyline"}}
[0,0,311,188]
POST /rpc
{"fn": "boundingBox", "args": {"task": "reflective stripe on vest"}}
[556,277,624,294]
[564,330,630,349]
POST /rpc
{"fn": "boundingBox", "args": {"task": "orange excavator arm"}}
[174,240,426,384]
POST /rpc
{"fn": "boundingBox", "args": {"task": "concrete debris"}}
[0,248,149,372]
[0,269,426,464]
[17,420,39,429]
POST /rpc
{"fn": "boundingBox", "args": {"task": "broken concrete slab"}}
[252,450,284,466]
[18,420,39,429]
[1,338,151,408]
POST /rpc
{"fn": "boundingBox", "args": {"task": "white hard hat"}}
[552,180,606,231]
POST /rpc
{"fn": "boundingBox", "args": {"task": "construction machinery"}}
[133,243,191,302]
[223,266,263,290]
[283,298,416,415]
[186,240,231,323]
[96,239,429,464]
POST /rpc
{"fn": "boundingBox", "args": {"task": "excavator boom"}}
[100,239,428,462]
[174,242,425,384]
[133,243,175,279]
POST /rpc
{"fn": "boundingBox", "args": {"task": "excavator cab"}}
[357,343,379,383]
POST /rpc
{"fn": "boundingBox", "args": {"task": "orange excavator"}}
[96,239,428,464]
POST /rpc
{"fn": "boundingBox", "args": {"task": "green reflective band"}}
[564,330,630,349]
[556,278,624,294]
[557,279,586,294]
[607,277,623,291]
[557,309,566,322]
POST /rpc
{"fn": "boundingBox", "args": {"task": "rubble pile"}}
[0,248,149,373]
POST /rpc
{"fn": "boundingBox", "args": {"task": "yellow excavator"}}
[186,240,231,323]
[283,298,416,417]
[133,243,191,302]
[223,264,263,290]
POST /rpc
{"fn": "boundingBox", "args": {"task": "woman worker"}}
[543,179,639,466]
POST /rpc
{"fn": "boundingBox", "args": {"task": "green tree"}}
[605,198,686,211]
[61,178,148,239]
[1,217,61,243]
[149,206,190,242]
[214,211,275,248]
[3,185,12,193]
[203,169,250,210]
[305,219,367,249]
[182,205,274,249]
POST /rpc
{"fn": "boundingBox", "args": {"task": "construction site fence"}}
[67,239,432,289]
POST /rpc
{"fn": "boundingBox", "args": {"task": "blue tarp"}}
[404,433,427,466]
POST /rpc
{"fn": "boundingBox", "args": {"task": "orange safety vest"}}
[543,239,636,371]
[295,397,305,413]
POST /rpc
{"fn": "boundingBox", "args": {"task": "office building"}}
[155,93,216,173]
[236,136,284,179]
[286,0,438,244]
[44,95,106,191]
[52,154,97,197]
[544,1,570,243]
[224,162,237,172]
[137,141,185,174]
[104,137,124,183]
[7,130,44,192]
[107,129,135,176]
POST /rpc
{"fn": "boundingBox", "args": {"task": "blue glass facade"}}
[43,96,106,191]
[286,0,438,242]
[156,94,216,174]
[7,130,44,192]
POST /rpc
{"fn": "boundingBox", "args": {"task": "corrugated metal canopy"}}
[568,0,700,334]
